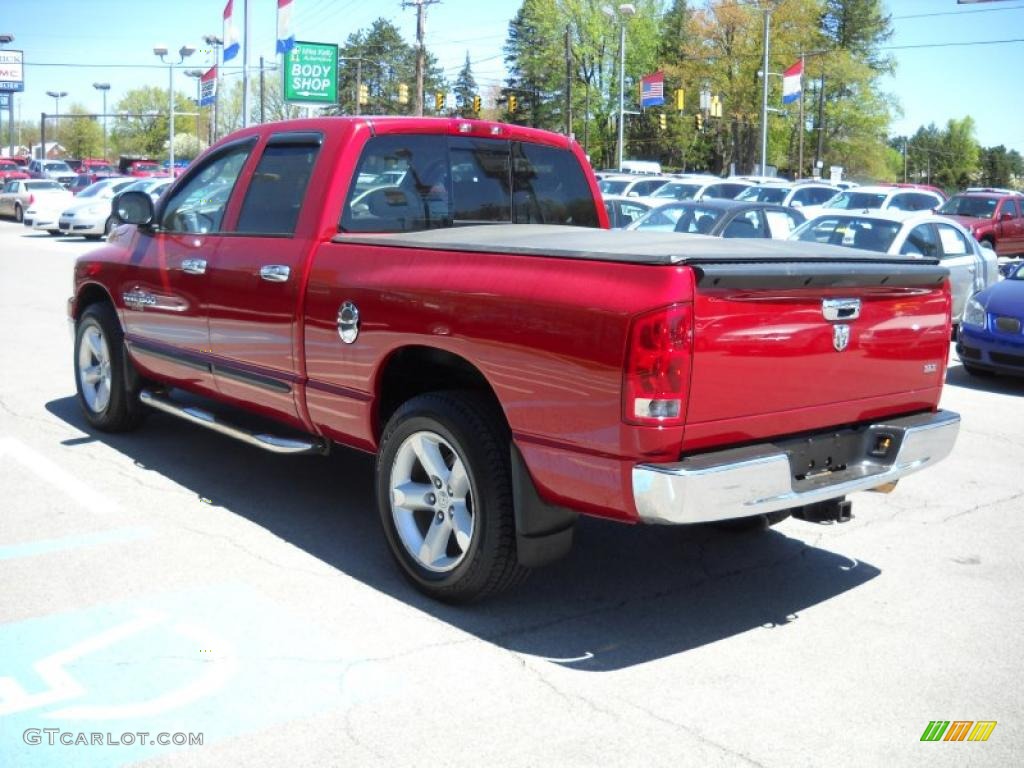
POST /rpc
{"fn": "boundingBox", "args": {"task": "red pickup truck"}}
[69,117,961,602]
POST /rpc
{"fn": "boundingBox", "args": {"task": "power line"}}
[892,4,1024,20]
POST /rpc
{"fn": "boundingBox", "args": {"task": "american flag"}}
[640,71,665,107]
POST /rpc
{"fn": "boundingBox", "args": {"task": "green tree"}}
[110,86,193,159]
[934,116,980,190]
[57,104,104,159]
[454,52,477,117]
[332,18,445,116]
[978,145,1023,189]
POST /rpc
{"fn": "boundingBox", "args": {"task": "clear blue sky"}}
[2,0,1022,154]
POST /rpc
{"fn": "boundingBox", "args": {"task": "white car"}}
[735,181,840,209]
[25,201,73,234]
[789,209,999,325]
[597,174,671,199]
[639,176,752,205]
[797,184,944,221]
[57,178,135,239]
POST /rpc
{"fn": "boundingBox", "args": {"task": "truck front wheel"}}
[74,302,144,432]
[375,392,527,603]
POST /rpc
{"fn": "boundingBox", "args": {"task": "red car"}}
[938,190,1024,256]
[0,161,30,182]
[69,117,960,602]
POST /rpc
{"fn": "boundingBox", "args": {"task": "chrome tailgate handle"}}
[822,298,861,321]
[181,259,207,275]
[260,265,290,282]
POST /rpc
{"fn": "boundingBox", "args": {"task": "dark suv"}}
[938,189,1024,257]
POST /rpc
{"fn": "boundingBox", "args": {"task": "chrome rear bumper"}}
[632,410,960,524]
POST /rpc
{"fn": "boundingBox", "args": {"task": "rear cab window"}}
[340,132,598,233]
[236,133,322,235]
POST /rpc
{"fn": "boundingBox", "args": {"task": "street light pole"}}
[155,44,195,175]
[184,70,204,145]
[45,90,67,156]
[203,35,223,142]
[604,4,635,172]
[758,2,775,176]
[92,82,110,160]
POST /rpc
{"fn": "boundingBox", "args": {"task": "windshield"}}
[599,179,629,195]
[791,215,901,253]
[25,180,63,191]
[736,185,788,203]
[651,182,703,201]
[44,162,72,173]
[824,191,888,210]
[1008,263,1024,280]
[0,162,18,170]
[938,196,998,219]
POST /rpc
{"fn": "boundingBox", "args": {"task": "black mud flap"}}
[510,444,577,568]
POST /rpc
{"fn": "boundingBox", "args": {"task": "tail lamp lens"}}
[623,304,692,425]
[28,194,35,206]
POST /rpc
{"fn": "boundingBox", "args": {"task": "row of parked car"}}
[596,171,1024,331]
[0,176,171,238]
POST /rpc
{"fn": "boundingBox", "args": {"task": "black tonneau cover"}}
[332,224,948,289]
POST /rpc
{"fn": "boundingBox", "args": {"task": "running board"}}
[139,389,329,455]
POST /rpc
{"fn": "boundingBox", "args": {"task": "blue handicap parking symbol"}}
[0,583,396,767]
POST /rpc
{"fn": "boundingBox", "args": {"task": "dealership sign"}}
[0,49,24,92]
[283,41,338,105]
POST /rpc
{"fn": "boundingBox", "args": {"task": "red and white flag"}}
[277,0,295,54]
[223,0,240,62]
[783,59,803,104]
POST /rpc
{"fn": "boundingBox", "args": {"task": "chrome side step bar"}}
[139,389,329,455]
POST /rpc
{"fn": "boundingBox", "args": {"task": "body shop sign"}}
[0,50,25,92]
[284,42,338,105]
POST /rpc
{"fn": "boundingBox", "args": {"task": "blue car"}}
[958,261,1024,377]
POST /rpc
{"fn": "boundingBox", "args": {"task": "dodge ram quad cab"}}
[69,117,961,602]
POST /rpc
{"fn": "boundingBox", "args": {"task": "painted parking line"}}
[0,583,400,767]
[0,437,121,516]
[0,528,152,562]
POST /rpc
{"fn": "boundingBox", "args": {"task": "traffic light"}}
[695,112,703,132]
[435,92,445,112]
[675,88,684,112]
[659,113,667,131]
[508,94,517,113]
[472,95,481,113]
[358,83,369,106]
[398,83,409,105]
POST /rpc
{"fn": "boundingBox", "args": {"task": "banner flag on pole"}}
[640,71,665,108]
[223,0,240,62]
[782,59,803,104]
[276,0,295,54]
[200,66,218,106]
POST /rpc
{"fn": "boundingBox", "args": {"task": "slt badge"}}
[833,324,851,352]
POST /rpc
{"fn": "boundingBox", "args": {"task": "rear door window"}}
[236,135,322,235]
[722,209,764,238]
[900,224,938,257]
[341,134,452,233]
[511,141,598,227]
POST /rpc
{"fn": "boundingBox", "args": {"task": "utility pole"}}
[564,25,572,136]
[814,66,825,175]
[403,0,439,116]
[355,58,362,116]
[903,138,908,183]
[259,54,265,123]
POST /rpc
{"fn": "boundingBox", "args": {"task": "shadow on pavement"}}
[946,362,1024,396]
[47,394,880,672]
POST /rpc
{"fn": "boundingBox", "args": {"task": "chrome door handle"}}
[259,265,290,282]
[181,259,207,275]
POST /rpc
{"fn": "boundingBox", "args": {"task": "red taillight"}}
[27,193,35,206]
[623,303,693,426]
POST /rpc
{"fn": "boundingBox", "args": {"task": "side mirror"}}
[979,240,994,251]
[791,200,803,208]
[116,190,155,227]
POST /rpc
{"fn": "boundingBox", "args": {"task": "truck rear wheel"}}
[375,391,527,603]
[74,302,144,432]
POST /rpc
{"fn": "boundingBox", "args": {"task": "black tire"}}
[713,510,791,533]
[74,302,145,432]
[375,391,527,603]
[14,203,23,223]
[85,234,103,241]
[47,229,61,236]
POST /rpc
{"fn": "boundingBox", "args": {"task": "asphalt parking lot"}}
[0,219,1022,768]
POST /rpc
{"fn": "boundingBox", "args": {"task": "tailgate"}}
[685,260,951,447]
